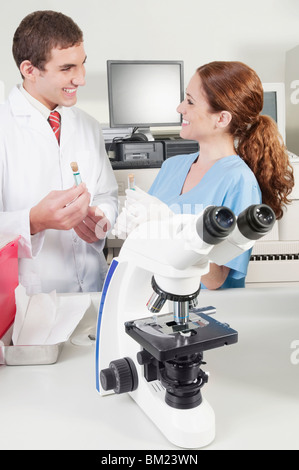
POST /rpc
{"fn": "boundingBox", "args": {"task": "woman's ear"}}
[216,111,232,129]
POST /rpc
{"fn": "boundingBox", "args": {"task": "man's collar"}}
[18,84,62,119]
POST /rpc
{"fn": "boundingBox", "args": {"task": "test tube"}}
[70,162,82,186]
[128,173,135,190]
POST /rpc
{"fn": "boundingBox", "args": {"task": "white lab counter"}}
[0,287,299,450]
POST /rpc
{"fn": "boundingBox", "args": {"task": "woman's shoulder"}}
[221,155,257,181]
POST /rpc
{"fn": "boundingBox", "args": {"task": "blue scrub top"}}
[148,152,262,289]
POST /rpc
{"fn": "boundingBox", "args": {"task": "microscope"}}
[96,204,275,448]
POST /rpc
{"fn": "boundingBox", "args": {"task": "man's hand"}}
[74,206,111,243]
[30,184,91,235]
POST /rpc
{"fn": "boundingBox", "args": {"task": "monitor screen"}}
[107,60,184,128]
[262,91,277,122]
[262,83,286,143]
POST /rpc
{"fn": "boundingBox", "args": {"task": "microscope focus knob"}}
[137,349,153,365]
[100,357,138,394]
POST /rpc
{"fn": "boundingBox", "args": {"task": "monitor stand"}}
[133,127,155,141]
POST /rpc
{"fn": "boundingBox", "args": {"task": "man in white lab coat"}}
[0,11,118,294]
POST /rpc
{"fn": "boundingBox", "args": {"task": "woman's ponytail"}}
[237,115,294,220]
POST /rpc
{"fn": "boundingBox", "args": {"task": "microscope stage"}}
[125,309,238,362]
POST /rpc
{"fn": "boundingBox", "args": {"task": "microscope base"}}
[130,381,215,449]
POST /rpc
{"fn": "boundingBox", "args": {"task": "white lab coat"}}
[0,86,118,294]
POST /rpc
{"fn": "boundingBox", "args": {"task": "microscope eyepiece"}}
[237,204,276,240]
[198,206,236,245]
[214,207,236,230]
[254,205,275,228]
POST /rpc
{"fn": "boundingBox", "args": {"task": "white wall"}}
[0,81,4,103]
[1,0,299,125]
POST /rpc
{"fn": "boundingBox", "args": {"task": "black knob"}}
[137,349,153,365]
[100,357,138,394]
[100,367,116,391]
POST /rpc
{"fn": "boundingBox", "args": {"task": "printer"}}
[106,139,199,170]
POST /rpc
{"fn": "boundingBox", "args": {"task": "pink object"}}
[0,237,20,339]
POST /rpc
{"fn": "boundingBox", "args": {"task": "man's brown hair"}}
[13,10,83,73]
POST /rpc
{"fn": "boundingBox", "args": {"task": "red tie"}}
[48,111,61,144]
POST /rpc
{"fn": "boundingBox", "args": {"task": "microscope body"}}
[96,206,275,448]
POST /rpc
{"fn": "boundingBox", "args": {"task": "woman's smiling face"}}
[177,73,220,142]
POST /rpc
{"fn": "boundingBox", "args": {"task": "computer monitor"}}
[262,83,286,143]
[107,60,184,139]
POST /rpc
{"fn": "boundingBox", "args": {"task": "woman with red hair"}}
[116,62,294,289]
